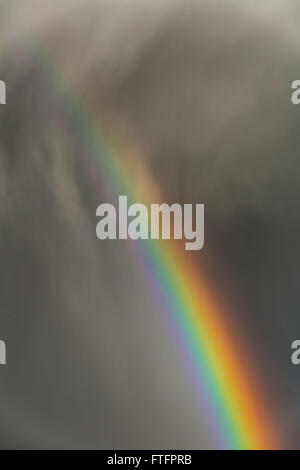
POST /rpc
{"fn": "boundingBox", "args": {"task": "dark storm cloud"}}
[0,0,300,448]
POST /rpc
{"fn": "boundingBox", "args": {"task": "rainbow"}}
[32,42,281,449]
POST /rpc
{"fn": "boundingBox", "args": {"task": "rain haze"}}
[0,0,300,449]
